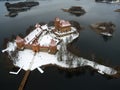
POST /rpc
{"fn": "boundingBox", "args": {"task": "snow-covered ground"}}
[2,26,117,76]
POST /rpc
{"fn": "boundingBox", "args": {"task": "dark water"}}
[0,0,120,90]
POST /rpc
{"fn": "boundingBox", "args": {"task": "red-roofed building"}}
[15,36,24,49]
[32,40,40,52]
[54,17,71,32]
[49,39,57,54]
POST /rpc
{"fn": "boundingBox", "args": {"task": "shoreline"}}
[2,37,119,78]
[2,20,120,79]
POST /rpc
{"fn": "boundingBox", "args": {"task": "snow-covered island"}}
[2,17,119,78]
[90,22,115,37]
[95,0,120,4]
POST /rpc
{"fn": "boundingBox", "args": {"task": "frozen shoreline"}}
[2,35,117,76]
[1,22,118,77]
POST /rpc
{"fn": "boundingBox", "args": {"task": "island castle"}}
[15,24,57,54]
[15,17,72,54]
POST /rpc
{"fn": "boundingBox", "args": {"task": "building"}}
[32,39,40,52]
[15,36,25,49]
[49,39,57,54]
[15,23,58,54]
[54,17,71,32]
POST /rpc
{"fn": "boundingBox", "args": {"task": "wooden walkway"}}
[18,53,36,90]
[18,70,30,90]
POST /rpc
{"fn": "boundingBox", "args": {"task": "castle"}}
[15,17,72,54]
[54,17,71,32]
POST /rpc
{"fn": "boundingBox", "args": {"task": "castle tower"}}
[54,17,60,30]
[59,20,71,32]
[49,39,57,54]
[32,40,40,52]
[54,17,71,33]
[15,36,24,49]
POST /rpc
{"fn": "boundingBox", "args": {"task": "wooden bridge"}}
[18,53,44,90]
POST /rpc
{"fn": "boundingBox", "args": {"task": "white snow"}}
[2,42,17,53]
[59,20,71,27]
[8,47,117,75]
[15,49,35,70]
[41,24,48,30]
[38,34,52,47]
[100,32,112,37]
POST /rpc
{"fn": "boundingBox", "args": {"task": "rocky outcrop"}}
[62,6,86,16]
[5,1,39,17]
[90,22,115,36]
[5,1,39,11]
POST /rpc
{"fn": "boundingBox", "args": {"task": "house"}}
[54,17,71,32]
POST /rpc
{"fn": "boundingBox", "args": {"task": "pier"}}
[18,70,30,90]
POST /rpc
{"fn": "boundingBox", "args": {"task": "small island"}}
[95,0,120,3]
[5,1,39,17]
[62,6,86,16]
[90,22,116,36]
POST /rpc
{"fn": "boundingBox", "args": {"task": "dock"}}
[18,70,30,90]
